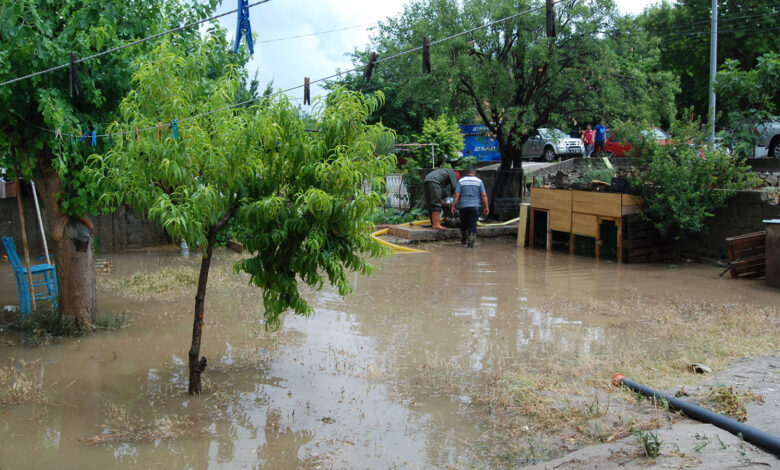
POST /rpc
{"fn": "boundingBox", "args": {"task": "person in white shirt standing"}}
[451,167,489,248]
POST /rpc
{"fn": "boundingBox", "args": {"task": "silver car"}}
[753,119,780,158]
[522,128,584,162]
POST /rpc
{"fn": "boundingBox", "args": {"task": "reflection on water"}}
[0,239,776,468]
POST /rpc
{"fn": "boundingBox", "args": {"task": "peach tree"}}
[91,41,395,393]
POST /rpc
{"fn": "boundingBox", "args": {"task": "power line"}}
[0,0,273,88]
[35,1,565,139]
[257,23,377,44]
[638,6,780,35]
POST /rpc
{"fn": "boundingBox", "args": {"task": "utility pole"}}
[707,0,718,147]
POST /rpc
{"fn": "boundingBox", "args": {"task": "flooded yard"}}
[0,238,778,468]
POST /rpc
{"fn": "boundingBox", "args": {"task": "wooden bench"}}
[726,231,766,278]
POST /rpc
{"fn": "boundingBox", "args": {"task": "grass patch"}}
[99,267,198,300]
[0,360,46,407]
[473,295,779,466]
[632,427,662,458]
[703,386,763,422]
[2,309,129,346]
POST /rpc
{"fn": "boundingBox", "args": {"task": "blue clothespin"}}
[234,0,254,55]
[91,131,97,147]
[171,119,178,140]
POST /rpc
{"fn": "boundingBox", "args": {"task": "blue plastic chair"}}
[2,236,58,316]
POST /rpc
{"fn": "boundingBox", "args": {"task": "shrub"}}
[631,121,759,239]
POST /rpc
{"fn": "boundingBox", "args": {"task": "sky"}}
[212,0,662,101]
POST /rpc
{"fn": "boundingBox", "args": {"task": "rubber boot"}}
[460,228,467,245]
[431,211,446,230]
[467,232,475,248]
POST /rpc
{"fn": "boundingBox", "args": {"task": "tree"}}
[0,0,237,322]
[337,0,676,172]
[91,41,396,393]
[415,114,464,166]
[630,118,759,239]
[640,0,780,121]
[715,52,780,157]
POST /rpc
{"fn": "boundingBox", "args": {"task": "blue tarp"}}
[460,124,501,162]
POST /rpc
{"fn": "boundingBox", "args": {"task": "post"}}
[707,0,718,147]
[431,144,435,168]
[30,181,51,265]
[15,177,36,311]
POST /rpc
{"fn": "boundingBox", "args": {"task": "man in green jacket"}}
[423,168,459,230]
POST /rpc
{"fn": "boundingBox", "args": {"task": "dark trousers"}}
[459,206,479,234]
[593,139,606,155]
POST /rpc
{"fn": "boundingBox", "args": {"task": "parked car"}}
[605,127,671,157]
[751,119,780,158]
[522,128,584,162]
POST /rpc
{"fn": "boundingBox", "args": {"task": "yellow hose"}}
[371,228,428,253]
[409,219,430,226]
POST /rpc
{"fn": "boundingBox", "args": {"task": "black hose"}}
[612,373,780,457]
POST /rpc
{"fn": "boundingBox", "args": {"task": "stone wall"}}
[1,196,170,259]
[677,190,779,260]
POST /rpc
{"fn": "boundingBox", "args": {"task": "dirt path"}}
[527,356,780,469]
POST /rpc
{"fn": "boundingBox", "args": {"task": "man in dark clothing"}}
[593,121,608,157]
[451,167,488,248]
[423,168,459,230]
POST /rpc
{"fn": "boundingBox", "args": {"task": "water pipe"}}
[612,373,780,457]
[371,228,427,253]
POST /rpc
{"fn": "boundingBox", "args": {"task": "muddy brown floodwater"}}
[0,238,777,469]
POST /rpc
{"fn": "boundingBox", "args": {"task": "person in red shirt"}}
[582,124,595,158]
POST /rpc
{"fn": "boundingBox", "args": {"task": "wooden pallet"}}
[622,214,672,264]
[95,258,111,274]
[725,231,766,278]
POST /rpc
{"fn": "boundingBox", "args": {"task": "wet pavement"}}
[0,239,777,468]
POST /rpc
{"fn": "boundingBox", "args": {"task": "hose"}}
[371,228,428,253]
[612,373,780,457]
[477,216,520,227]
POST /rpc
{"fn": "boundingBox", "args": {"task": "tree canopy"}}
[0,0,242,320]
[91,41,396,392]
[335,0,677,170]
[639,0,780,122]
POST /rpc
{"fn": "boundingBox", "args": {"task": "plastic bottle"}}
[180,239,189,256]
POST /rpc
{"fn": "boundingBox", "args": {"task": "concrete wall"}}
[1,197,171,259]
[677,191,779,259]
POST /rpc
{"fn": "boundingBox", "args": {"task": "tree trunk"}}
[187,208,235,394]
[32,148,97,323]
[188,232,215,395]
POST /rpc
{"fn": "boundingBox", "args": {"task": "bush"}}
[631,124,759,239]
[415,115,464,167]
[575,160,615,184]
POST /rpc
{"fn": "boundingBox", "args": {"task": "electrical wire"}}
[257,22,377,44]
[0,0,273,88]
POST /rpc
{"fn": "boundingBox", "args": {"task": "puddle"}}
[0,240,777,468]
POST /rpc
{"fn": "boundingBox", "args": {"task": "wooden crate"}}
[726,231,766,278]
[573,191,622,217]
[572,213,597,237]
[530,187,572,211]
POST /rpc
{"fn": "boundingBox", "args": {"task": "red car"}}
[604,127,670,157]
